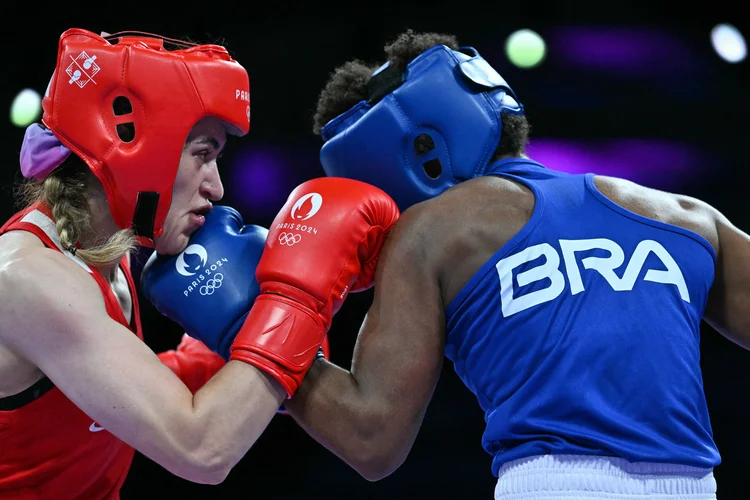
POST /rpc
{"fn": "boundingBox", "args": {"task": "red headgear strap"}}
[42,28,251,245]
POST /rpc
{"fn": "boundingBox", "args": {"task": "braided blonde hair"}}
[19,156,136,267]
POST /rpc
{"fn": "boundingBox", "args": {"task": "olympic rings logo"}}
[200,273,224,296]
[278,232,302,246]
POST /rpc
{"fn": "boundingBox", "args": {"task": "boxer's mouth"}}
[187,204,212,230]
[191,204,212,217]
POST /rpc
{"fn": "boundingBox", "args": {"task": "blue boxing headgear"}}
[319,44,524,211]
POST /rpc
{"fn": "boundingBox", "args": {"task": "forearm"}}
[155,361,285,483]
[285,359,409,480]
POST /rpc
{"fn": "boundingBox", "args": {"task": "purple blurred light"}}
[525,138,706,190]
[548,27,699,74]
[227,144,300,221]
[226,138,709,220]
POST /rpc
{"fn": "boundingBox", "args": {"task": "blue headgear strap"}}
[319,45,524,211]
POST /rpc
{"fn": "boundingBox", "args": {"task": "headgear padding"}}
[42,28,251,243]
[320,45,523,211]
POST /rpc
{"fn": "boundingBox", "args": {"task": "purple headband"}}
[19,123,72,180]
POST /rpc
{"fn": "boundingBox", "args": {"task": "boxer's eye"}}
[199,151,224,163]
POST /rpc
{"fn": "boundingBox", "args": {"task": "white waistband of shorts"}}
[494,455,716,500]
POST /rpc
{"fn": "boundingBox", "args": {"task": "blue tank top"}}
[444,158,720,476]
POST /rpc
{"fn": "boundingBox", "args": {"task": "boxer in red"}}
[0,28,398,499]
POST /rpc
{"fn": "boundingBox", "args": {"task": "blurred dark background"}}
[2,1,749,498]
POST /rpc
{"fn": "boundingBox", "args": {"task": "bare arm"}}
[704,208,750,349]
[0,249,284,484]
[284,206,446,481]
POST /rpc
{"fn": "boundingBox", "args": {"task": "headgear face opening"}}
[41,28,251,244]
[319,45,524,211]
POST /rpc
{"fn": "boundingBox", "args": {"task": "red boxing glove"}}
[158,334,226,394]
[277,335,330,416]
[229,177,400,397]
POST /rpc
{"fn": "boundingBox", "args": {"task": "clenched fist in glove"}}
[230,177,400,397]
[141,206,266,360]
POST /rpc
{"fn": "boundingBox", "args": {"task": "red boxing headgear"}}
[42,28,251,244]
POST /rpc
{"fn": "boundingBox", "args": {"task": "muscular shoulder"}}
[0,237,106,346]
[390,176,534,303]
[594,176,719,252]
[402,176,531,243]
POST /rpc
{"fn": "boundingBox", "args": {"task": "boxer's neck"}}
[492,153,529,162]
[84,186,124,282]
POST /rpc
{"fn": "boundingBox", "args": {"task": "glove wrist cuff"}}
[229,295,325,397]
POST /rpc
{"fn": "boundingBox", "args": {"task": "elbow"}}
[351,446,406,482]
[167,447,234,485]
[346,415,409,482]
[356,460,401,482]
[190,448,235,485]
[191,465,232,486]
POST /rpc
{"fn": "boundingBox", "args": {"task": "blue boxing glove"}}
[141,206,266,360]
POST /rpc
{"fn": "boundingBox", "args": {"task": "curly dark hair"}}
[312,29,530,159]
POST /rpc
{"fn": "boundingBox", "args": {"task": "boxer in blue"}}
[282,30,748,499]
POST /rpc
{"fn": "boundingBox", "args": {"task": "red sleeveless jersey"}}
[0,204,142,499]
